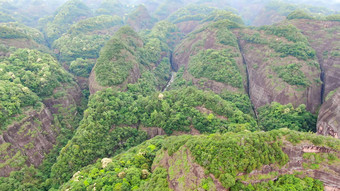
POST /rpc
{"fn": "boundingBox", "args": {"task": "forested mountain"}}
[0,0,339,190]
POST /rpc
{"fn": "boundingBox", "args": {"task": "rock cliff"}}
[317,88,340,139]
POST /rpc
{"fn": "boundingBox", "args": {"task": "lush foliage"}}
[68,15,123,35]
[95,22,178,90]
[59,137,168,191]
[260,24,308,43]
[220,91,253,114]
[42,0,92,44]
[287,10,314,20]
[269,41,316,60]
[188,49,243,88]
[56,129,340,190]
[273,63,310,86]
[0,80,40,130]
[69,58,95,77]
[52,15,123,62]
[202,10,244,25]
[49,86,256,186]
[258,102,317,132]
[243,25,316,61]
[0,49,72,96]
[167,5,216,24]
[53,33,111,62]
[216,28,239,47]
[95,26,141,86]
[231,174,323,190]
[0,26,28,39]
[186,131,289,188]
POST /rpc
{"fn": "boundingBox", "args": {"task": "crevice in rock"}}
[237,39,258,120]
[319,61,325,104]
[162,51,176,92]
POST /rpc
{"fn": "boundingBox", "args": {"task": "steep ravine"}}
[237,39,258,119]
[162,52,177,92]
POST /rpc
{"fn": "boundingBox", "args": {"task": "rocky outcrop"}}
[175,20,201,34]
[241,143,340,189]
[0,83,82,176]
[0,106,55,176]
[153,148,226,191]
[236,28,321,113]
[291,20,340,101]
[317,88,340,139]
[140,127,166,139]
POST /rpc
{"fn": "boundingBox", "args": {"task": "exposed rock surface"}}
[0,84,82,176]
[153,147,226,191]
[140,127,166,139]
[291,20,340,101]
[235,28,321,113]
[0,106,55,177]
[175,20,201,34]
[241,142,340,189]
[317,88,340,139]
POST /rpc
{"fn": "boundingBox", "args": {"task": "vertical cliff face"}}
[291,20,340,102]
[317,88,340,139]
[0,84,82,177]
[235,26,322,113]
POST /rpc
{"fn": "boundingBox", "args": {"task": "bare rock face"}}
[291,20,340,101]
[241,142,340,189]
[140,127,166,139]
[0,84,82,176]
[0,106,55,177]
[317,88,340,139]
[235,28,321,113]
[175,20,201,34]
[153,148,226,191]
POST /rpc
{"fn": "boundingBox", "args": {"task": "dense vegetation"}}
[49,86,256,187]
[167,5,217,24]
[95,22,179,91]
[273,63,310,86]
[232,174,323,190]
[188,49,243,88]
[94,26,142,86]
[52,15,123,62]
[0,49,72,97]
[53,129,340,190]
[69,58,95,77]
[258,102,317,132]
[41,0,92,44]
[59,136,168,191]
[1,1,340,191]
[0,80,40,130]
